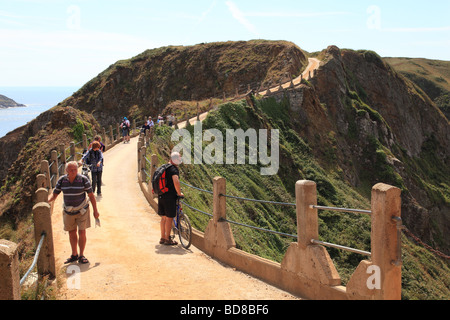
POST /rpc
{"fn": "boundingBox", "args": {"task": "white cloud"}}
[225,1,258,36]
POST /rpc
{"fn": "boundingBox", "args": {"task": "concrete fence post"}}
[213,177,227,223]
[346,183,402,300]
[40,160,51,190]
[371,183,402,300]
[59,144,66,176]
[151,154,158,197]
[109,125,114,144]
[116,124,121,142]
[0,240,20,300]
[50,150,59,188]
[36,173,47,190]
[70,142,75,161]
[35,188,49,204]
[281,180,341,299]
[82,134,87,151]
[139,146,146,183]
[140,146,146,172]
[295,180,319,248]
[102,128,107,145]
[204,177,236,258]
[137,139,142,171]
[32,202,56,280]
[150,154,158,180]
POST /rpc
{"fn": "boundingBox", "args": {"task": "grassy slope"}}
[384,57,450,117]
[146,96,450,300]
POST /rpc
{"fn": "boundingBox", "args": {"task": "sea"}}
[0,87,79,138]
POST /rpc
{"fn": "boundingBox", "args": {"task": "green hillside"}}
[384,57,450,119]
[145,95,450,300]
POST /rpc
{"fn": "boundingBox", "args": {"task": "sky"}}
[0,0,449,88]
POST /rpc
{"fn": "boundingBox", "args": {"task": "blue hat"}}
[124,117,127,120]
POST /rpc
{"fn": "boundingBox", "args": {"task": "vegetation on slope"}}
[145,95,449,300]
[384,57,450,119]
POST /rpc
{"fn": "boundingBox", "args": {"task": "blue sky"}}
[1,0,449,87]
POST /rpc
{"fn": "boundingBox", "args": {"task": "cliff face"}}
[306,46,449,253]
[60,40,308,127]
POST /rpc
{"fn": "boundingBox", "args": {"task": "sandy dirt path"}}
[52,136,301,300]
[257,57,320,95]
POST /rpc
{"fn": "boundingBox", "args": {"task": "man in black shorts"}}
[158,152,184,245]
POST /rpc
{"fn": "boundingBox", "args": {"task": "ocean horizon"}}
[0,86,79,138]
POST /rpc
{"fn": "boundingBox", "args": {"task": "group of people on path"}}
[47,124,184,265]
[141,114,176,135]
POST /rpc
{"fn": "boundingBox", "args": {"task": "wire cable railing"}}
[19,232,46,287]
[175,178,374,254]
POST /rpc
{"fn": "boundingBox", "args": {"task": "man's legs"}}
[160,216,172,241]
[69,230,78,256]
[78,229,86,257]
[68,229,87,257]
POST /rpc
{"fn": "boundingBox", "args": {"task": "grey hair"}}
[65,161,79,173]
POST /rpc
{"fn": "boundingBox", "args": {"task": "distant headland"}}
[0,94,26,108]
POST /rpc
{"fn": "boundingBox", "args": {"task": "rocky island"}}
[0,94,26,108]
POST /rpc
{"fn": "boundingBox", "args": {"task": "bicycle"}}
[170,196,192,249]
[81,162,91,183]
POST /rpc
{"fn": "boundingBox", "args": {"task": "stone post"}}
[109,125,114,144]
[59,144,66,176]
[102,128,107,145]
[35,188,49,204]
[50,150,59,189]
[371,183,402,300]
[32,202,56,280]
[295,180,318,248]
[204,177,235,258]
[281,180,341,298]
[36,174,47,189]
[70,142,75,162]
[213,177,227,223]
[40,160,51,190]
[82,134,87,151]
[0,240,20,300]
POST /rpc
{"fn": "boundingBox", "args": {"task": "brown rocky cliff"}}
[309,46,449,253]
[60,40,307,127]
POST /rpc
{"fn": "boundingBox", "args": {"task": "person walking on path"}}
[48,161,100,264]
[81,141,104,196]
[121,117,131,143]
[157,152,184,245]
[89,135,106,153]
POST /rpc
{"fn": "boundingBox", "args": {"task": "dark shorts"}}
[158,194,177,218]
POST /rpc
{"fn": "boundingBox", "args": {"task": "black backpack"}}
[152,164,173,196]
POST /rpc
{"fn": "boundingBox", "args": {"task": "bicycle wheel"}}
[178,214,192,249]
